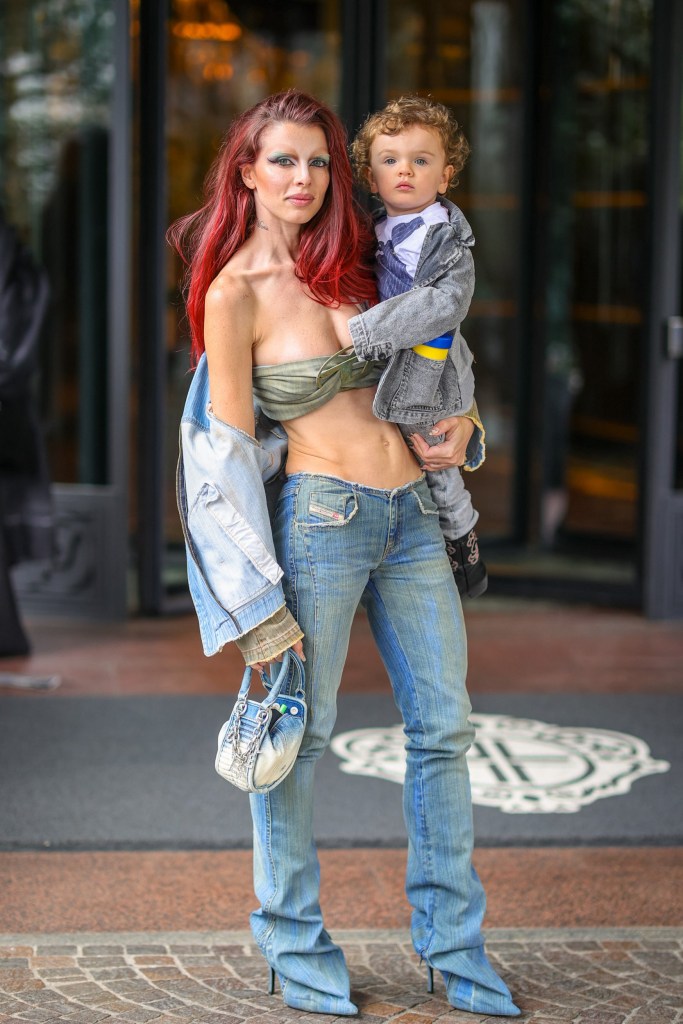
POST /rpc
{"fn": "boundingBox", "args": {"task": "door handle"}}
[665,316,683,359]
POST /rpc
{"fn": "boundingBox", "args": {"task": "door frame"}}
[640,0,683,618]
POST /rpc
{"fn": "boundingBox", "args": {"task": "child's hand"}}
[410,416,475,470]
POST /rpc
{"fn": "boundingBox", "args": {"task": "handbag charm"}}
[215,650,307,793]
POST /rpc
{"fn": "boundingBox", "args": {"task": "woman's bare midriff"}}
[281,386,421,489]
[249,278,421,490]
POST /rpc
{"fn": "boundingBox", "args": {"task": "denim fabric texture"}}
[248,472,519,1017]
[347,200,479,441]
[178,354,289,655]
[374,202,478,537]
[408,456,479,538]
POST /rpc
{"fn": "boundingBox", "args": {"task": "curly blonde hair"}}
[351,95,470,194]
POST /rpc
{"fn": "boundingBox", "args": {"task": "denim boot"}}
[402,724,520,1016]
[443,957,521,1016]
[249,758,358,1016]
[363,558,519,1016]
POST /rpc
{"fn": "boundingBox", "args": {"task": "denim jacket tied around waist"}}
[347,199,483,466]
[177,354,288,656]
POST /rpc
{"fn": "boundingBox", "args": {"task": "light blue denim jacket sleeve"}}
[177,354,289,656]
[347,199,485,470]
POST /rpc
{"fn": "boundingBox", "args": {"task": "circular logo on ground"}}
[330,714,670,813]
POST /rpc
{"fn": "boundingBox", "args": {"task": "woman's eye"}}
[276,157,293,166]
[310,158,330,168]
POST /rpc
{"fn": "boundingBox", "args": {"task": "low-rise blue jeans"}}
[248,471,518,1017]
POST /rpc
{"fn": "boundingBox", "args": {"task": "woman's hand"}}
[252,637,305,676]
[410,416,475,471]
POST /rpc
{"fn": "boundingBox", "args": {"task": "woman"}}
[172,90,519,1018]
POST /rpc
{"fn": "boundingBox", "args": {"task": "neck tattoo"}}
[257,219,269,231]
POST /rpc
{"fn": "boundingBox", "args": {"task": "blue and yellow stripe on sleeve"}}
[412,331,454,360]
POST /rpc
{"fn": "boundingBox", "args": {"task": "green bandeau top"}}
[252,346,384,422]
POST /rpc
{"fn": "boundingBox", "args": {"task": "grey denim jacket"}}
[348,199,481,459]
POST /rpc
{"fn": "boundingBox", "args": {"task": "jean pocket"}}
[297,490,358,528]
[412,487,439,516]
[388,351,445,414]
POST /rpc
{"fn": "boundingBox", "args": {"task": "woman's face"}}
[241,121,331,227]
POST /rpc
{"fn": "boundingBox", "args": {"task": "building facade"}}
[1,0,682,619]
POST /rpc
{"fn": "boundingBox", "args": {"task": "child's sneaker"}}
[445,529,488,598]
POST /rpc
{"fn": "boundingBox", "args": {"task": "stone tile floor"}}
[1,929,682,1024]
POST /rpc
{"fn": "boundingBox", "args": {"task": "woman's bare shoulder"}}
[203,260,258,363]
[206,260,255,319]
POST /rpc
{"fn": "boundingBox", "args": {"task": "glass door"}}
[1,0,129,619]
[520,0,653,594]
[384,0,655,601]
[158,0,343,605]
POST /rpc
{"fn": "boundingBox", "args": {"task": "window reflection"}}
[539,0,650,560]
[167,0,340,238]
[385,0,651,586]
[0,1,114,485]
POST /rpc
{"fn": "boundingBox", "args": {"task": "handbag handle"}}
[236,648,305,706]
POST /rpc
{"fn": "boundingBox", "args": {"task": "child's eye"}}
[383,157,396,165]
[415,158,428,166]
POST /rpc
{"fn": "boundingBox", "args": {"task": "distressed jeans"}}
[249,472,519,1017]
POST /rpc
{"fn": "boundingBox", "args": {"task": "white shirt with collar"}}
[375,201,449,280]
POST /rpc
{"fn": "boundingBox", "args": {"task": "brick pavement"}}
[3,602,683,698]
[3,850,683,933]
[1,929,682,1023]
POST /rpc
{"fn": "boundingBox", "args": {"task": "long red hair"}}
[168,90,377,365]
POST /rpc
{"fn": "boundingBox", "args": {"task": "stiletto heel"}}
[426,965,434,994]
[261,958,357,1014]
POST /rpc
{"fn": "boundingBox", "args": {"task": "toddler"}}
[348,95,487,597]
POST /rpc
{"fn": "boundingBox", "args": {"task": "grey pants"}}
[399,423,478,540]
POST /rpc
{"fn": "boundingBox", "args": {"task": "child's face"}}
[367,125,453,218]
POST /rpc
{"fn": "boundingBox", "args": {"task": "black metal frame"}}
[110,4,131,502]
[106,0,133,616]
[340,0,386,135]
[511,0,544,544]
[640,0,683,618]
[136,0,168,615]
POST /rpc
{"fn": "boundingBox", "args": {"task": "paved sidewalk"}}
[3,602,683,698]
[1,603,681,1023]
[2,929,682,1023]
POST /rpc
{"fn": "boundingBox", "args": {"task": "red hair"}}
[168,90,377,364]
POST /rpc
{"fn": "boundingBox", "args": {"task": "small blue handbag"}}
[215,650,307,793]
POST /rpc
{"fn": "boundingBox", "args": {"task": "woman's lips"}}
[287,194,314,205]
